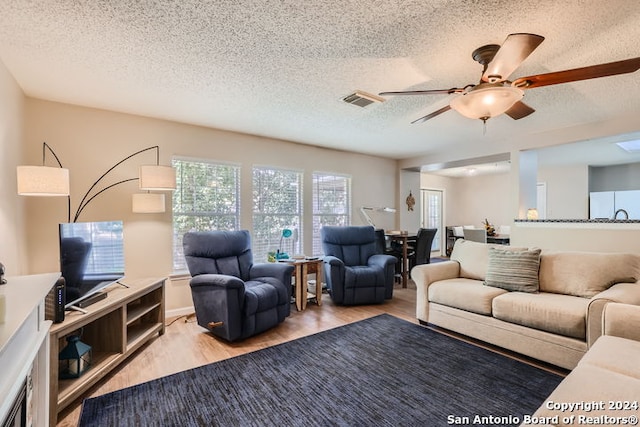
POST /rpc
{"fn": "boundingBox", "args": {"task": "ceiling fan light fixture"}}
[450,85,523,120]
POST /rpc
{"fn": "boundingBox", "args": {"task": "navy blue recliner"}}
[321,225,397,305]
[183,230,294,342]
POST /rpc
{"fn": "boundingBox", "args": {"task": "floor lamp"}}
[17,143,176,222]
[359,206,396,228]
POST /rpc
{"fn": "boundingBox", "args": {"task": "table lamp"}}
[276,229,293,260]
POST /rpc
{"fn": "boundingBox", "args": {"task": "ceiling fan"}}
[379,33,640,124]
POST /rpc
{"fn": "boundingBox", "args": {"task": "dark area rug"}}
[79,314,561,427]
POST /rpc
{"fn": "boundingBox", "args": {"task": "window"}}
[312,173,351,255]
[252,167,302,262]
[172,158,241,272]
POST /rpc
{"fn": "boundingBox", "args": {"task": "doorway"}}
[420,189,444,255]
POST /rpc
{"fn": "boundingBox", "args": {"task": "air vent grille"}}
[342,90,385,108]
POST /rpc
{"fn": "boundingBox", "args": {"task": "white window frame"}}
[312,172,351,256]
[252,166,303,262]
[172,157,241,273]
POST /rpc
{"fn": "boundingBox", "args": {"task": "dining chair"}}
[409,228,438,269]
[463,228,487,243]
[498,225,511,235]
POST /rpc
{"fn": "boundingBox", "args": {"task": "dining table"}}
[486,234,511,245]
[385,231,416,288]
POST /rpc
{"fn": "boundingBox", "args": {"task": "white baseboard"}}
[166,306,195,319]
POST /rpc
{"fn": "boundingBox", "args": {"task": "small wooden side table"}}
[280,258,323,311]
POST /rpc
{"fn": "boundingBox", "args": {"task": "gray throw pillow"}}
[484,247,541,293]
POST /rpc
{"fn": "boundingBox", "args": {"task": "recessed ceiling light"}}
[615,140,640,153]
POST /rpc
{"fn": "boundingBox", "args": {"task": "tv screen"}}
[59,220,125,309]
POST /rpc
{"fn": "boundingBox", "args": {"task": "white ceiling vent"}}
[342,91,385,108]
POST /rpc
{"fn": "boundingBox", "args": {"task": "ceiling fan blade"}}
[482,33,545,83]
[379,88,466,96]
[505,101,535,120]
[411,105,452,124]
[512,57,640,89]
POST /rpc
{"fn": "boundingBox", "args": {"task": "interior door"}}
[420,189,443,255]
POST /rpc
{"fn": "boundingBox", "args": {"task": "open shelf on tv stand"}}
[48,277,166,426]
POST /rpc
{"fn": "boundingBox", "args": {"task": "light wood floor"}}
[55,281,419,426]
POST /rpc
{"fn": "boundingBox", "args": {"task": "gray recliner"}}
[321,225,397,305]
[182,230,294,342]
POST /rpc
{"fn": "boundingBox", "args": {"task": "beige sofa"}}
[523,302,640,426]
[411,239,640,369]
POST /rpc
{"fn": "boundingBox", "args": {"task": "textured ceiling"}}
[0,1,639,162]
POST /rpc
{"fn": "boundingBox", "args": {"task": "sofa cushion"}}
[450,240,490,280]
[429,278,508,315]
[528,364,640,424]
[484,247,541,293]
[538,251,640,298]
[580,335,640,380]
[492,292,588,339]
[244,280,280,314]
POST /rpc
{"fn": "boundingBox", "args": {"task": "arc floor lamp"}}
[17,142,176,222]
[359,206,396,228]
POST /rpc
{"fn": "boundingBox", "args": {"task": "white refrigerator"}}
[589,190,640,219]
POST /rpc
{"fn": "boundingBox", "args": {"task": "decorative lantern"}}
[59,335,92,379]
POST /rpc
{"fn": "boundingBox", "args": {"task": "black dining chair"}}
[409,228,438,270]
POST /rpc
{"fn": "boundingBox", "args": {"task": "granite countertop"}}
[514,218,640,223]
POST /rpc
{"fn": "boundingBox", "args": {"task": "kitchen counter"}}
[511,220,640,253]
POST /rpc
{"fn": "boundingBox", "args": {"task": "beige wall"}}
[399,169,421,232]
[538,164,589,219]
[22,98,397,311]
[421,172,512,229]
[419,161,593,230]
[0,59,27,275]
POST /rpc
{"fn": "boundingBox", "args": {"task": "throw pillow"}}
[484,247,542,293]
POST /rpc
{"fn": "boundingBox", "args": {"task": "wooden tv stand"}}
[48,277,166,426]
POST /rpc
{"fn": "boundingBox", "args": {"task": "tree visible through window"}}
[252,167,302,262]
[172,158,240,272]
[312,173,351,256]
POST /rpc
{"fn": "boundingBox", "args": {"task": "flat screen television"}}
[59,220,125,310]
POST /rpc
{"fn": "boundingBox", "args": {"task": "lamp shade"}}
[450,85,523,120]
[138,165,176,191]
[17,165,70,196]
[132,193,166,213]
